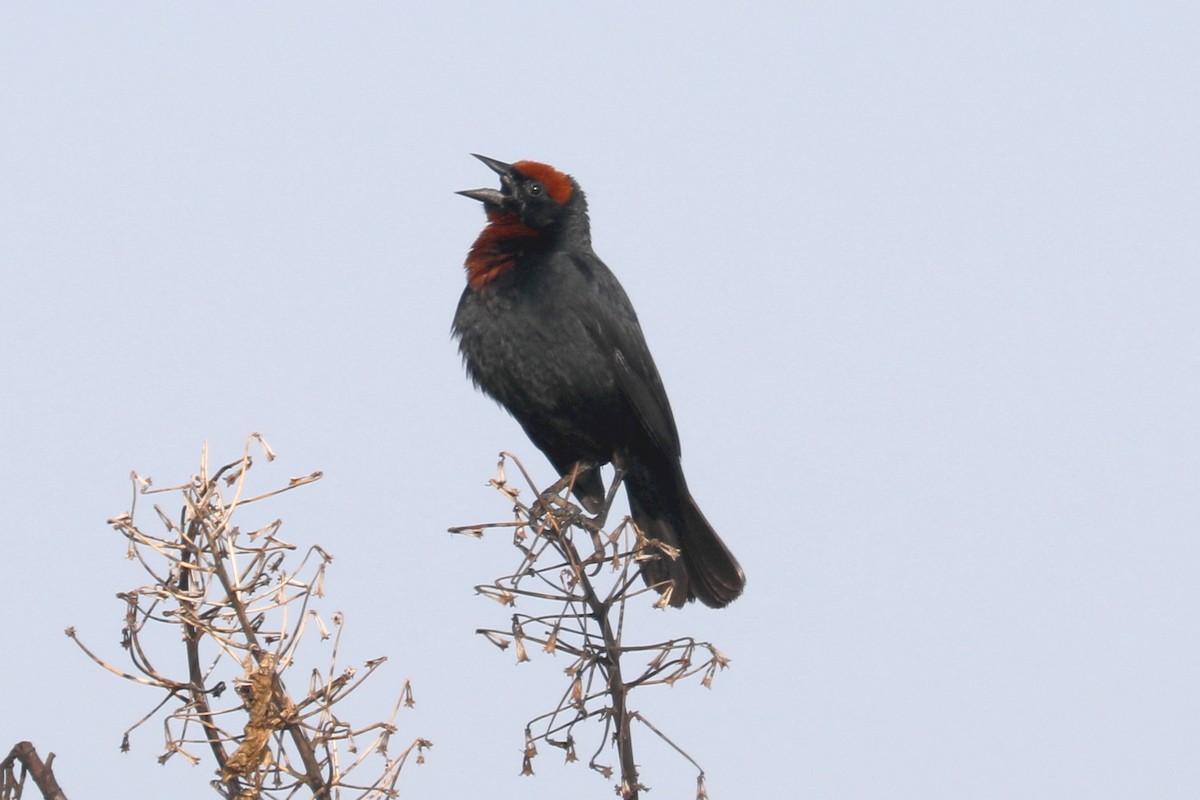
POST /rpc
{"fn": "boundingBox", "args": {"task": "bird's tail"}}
[627,477,745,608]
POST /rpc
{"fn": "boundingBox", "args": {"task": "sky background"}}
[2,3,1197,798]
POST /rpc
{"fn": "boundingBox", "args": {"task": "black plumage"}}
[452,155,745,608]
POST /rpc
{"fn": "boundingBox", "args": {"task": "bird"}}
[452,154,745,608]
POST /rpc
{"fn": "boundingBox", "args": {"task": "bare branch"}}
[1,742,69,800]
[453,452,729,799]
[74,434,424,799]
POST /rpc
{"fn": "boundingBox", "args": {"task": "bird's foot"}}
[530,464,624,567]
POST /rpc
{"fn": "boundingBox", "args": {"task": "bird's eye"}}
[527,182,544,197]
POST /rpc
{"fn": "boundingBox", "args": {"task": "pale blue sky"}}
[2,3,1197,798]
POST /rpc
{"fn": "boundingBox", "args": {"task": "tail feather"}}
[628,482,745,608]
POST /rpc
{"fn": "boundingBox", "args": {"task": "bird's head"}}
[458,155,581,232]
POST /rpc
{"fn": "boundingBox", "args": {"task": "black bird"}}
[452,155,745,608]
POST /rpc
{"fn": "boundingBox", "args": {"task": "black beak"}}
[471,153,516,179]
[456,186,506,205]
[456,154,517,206]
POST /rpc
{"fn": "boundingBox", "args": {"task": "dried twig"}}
[1,742,68,800]
[452,453,728,800]
[71,434,429,799]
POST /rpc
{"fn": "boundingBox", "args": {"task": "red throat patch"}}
[464,216,537,290]
[512,161,574,204]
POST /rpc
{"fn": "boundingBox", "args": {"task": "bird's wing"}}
[570,252,682,460]
[613,346,681,459]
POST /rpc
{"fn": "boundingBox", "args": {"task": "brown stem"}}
[599,603,639,800]
[195,493,329,798]
[181,512,241,798]
[565,534,640,799]
[2,742,69,800]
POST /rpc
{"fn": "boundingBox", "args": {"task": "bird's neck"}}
[464,216,590,291]
[464,218,542,290]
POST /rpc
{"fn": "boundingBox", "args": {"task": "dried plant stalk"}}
[1,742,68,800]
[450,452,729,800]
[70,434,429,799]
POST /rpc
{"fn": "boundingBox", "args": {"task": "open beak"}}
[456,153,516,207]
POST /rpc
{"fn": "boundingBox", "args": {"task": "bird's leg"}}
[535,474,573,510]
[575,466,626,567]
[534,462,590,517]
[589,466,626,530]
[533,462,627,568]
[532,462,600,547]
[568,461,610,563]
[536,461,617,564]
